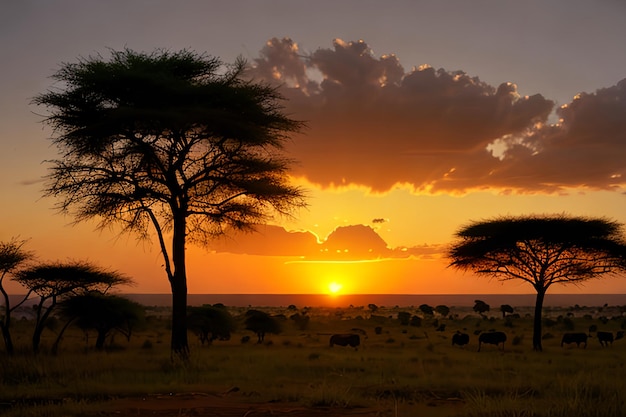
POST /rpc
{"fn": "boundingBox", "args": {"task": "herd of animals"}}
[327,329,625,351]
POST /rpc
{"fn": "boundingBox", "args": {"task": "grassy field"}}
[1,303,626,416]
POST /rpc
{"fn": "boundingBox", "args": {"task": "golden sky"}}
[2,2,626,296]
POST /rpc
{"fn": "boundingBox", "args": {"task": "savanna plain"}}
[2,301,626,417]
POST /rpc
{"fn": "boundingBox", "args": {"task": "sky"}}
[2,0,626,297]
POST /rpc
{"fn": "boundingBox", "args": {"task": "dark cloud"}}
[248,37,626,194]
[207,224,438,261]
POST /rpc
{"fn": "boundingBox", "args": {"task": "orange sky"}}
[3,4,626,297]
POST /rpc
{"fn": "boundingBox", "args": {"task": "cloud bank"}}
[208,224,442,261]
[249,38,626,194]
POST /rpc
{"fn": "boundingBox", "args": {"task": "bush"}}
[397,311,411,325]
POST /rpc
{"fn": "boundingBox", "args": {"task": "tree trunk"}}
[32,322,44,354]
[0,322,14,355]
[532,289,546,351]
[0,288,14,355]
[169,214,189,359]
[33,300,56,354]
[52,318,76,355]
[95,330,107,350]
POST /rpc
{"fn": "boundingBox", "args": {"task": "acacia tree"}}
[0,238,34,354]
[244,309,281,343]
[187,305,235,345]
[500,304,514,318]
[448,215,626,351]
[56,293,144,351]
[33,49,305,358]
[473,300,490,317]
[14,261,131,353]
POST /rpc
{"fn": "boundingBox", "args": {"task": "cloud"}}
[207,223,438,261]
[248,37,626,194]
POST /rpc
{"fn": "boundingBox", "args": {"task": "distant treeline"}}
[11,293,617,308]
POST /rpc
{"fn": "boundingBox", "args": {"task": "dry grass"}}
[1,303,626,416]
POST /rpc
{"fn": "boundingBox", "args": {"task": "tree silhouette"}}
[244,309,281,343]
[397,311,411,325]
[500,304,514,318]
[435,304,450,317]
[187,305,235,345]
[56,293,144,351]
[0,238,34,354]
[473,300,490,317]
[418,304,434,317]
[33,49,305,358]
[14,261,131,353]
[448,215,626,351]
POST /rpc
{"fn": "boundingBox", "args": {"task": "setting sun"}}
[328,282,343,294]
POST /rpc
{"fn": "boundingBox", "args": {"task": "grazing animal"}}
[329,334,360,348]
[597,331,615,347]
[561,332,588,348]
[477,331,507,352]
[452,332,469,347]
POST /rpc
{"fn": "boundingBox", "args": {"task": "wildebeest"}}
[477,331,507,351]
[329,334,360,348]
[452,331,469,347]
[597,331,618,347]
[596,332,613,347]
[561,332,588,348]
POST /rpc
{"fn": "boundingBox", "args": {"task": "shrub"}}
[397,311,411,325]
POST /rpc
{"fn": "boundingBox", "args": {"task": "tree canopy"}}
[33,48,306,357]
[244,309,281,343]
[57,293,144,351]
[15,261,131,353]
[448,214,626,351]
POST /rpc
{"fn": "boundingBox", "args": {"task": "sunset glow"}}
[328,282,343,295]
[2,2,626,297]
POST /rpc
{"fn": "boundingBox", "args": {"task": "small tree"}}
[33,49,305,358]
[187,305,235,345]
[418,304,434,317]
[435,305,450,318]
[56,293,144,351]
[14,261,131,353]
[0,238,34,354]
[448,215,626,351]
[500,304,514,318]
[244,309,281,343]
[473,300,490,317]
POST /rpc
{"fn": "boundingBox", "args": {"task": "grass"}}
[1,303,626,416]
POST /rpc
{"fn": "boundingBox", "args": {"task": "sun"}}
[328,282,343,295]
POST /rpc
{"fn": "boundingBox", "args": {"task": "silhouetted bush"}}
[397,311,411,325]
